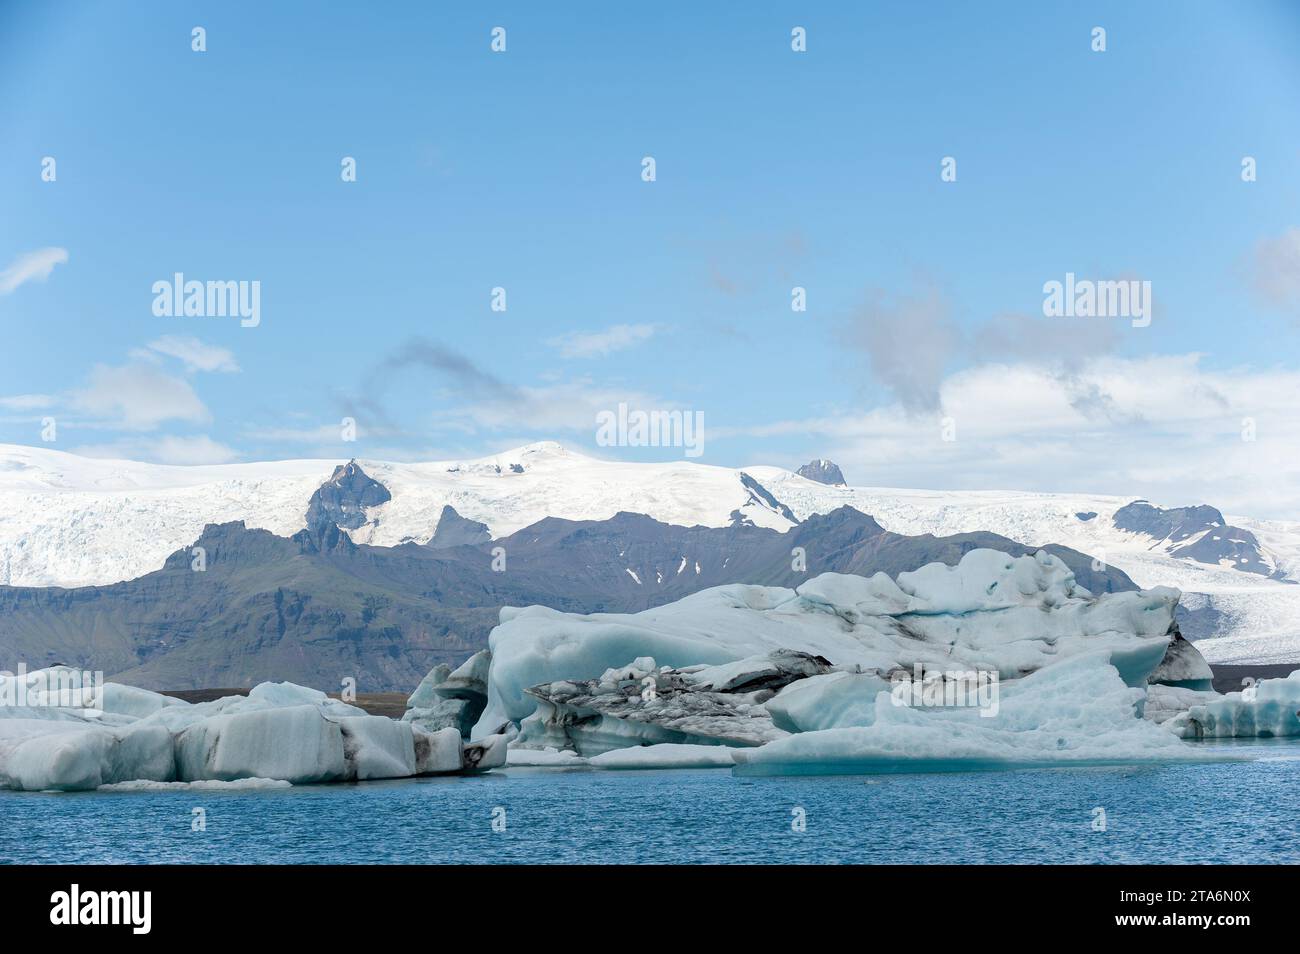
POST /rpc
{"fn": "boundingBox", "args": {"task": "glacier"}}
[3,439,1298,665]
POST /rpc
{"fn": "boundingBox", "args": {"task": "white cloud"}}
[139,336,240,373]
[70,364,210,430]
[548,323,658,359]
[0,247,69,294]
[724,354,1300,519]
[72,435,239,465]
[0,394,55,411]
[436,379,667,434]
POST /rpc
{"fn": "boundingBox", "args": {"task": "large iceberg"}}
[477,549,1242,774]
[733,653,1229,775]
[0,670,504,792]
[476,550,1200,737]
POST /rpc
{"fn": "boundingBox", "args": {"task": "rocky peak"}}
[427,505,491,549]
[796,459,847,486]
[305,460,391,535]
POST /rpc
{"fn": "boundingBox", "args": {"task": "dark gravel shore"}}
[1209,663,1299,694]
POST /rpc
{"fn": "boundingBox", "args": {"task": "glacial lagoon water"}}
[2,742,1297,865]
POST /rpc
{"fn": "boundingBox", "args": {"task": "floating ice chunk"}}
[506,745,589,767]
[0,720,174,791]
[407,664,451,709]
[404,652,491,736]
[462,733,508,771]
[1147,635,1215,690]
[439,650,491,701]
[599,657,658,683]
[245,681,329,708]
[175,705,348,784]
[1144,685,1220,724]
[765,671,893,733]
[588,743,736,769]
[98,684,187,720]
[404,698,476,736]
[475,552,1194,738]
[895,548,1084,612]
[1,671,504,790]
[1169,670,1300,739]
[734,654,1230,776]
[336,716,416,780]
[685,651,831,693]
[99,777,292,792]
[413,725,465,774]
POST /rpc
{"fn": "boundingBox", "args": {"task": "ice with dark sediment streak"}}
[0,671,504,792]
[480,550,1267,773]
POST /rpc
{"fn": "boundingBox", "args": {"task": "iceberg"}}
[1169,670,1300,739]
[0,669,508,791]
[512,650,830,755]
[403,651,490,736]
[733,654,1234,776]
[474,550,1205,740]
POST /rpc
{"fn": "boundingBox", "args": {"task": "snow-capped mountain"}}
[1,440,1297,663]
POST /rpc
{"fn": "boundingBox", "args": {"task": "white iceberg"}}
[475,550,1200,739]
[733,654,1236,776]
[1169,670,1300,739]
[588,743,737,769]
[0,670,507,791]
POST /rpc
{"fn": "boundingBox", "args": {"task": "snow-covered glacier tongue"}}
[478,548,1233,774]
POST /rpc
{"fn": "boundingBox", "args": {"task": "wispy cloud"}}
[136,336,240,373]
[0,247,68,295]
[70,363,210,430]
[839,282,961,414]
[72,434,238,465]
[1251,227,1300,316]
[0,394,55,411]
[723,353,1300,519]
[548,323,659,359]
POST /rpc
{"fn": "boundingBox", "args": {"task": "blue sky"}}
[3,2,1300,515]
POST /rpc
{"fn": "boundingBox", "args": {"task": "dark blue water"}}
[2,743,1296,864]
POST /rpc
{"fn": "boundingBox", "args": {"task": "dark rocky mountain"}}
[0,499,1137,692]
[305,460,391,534]
[731,472,798,526]
[426,505,491,549]
[796,459,847,486]
[1113,500,1286,580]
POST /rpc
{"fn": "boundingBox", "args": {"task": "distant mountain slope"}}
[0,506,1135,691]
[1,441,1297,663]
